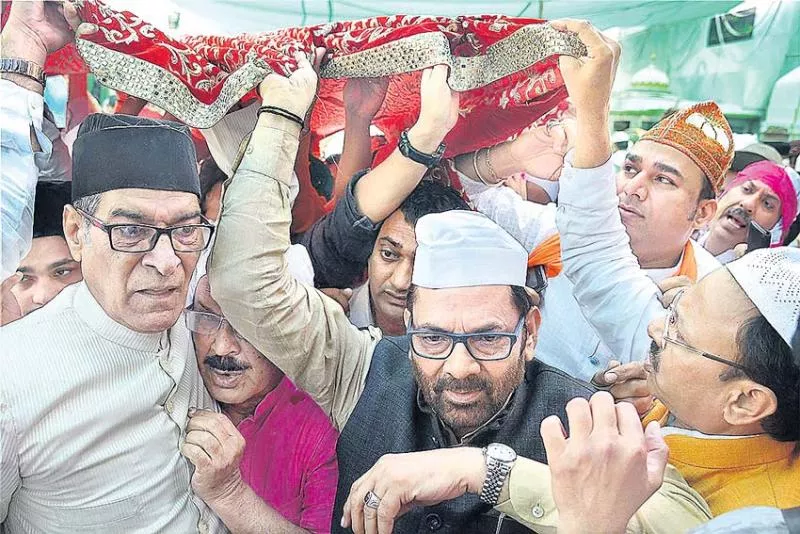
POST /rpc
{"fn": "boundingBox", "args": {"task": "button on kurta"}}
[425,513,443,531]
[531,504,545,519]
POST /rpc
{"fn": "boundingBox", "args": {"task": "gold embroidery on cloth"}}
[320,24,587,91]
[75,22,585,128]
[76,39,273,128]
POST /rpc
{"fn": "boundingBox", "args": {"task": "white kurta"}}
[1,282,226,533]
[458,157,720,382]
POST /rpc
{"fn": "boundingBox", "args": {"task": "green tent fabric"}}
[165,0,740,33]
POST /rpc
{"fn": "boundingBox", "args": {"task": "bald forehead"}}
[681,268,758,342]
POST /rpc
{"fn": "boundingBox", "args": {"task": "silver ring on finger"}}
[363,490,381,509]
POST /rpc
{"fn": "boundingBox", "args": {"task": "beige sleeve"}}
[208,114,381,431]
[494,460,710,534]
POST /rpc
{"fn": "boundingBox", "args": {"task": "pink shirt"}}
[237,377,339,533]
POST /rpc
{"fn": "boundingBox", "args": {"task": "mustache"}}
[726,206,752,225]
[433,374,492,395]
[204,355,250,372]
[649,340,662,372]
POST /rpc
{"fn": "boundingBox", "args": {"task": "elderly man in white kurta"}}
[0,108,224,534]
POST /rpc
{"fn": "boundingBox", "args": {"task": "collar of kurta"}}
[661,429,796,469]
[238,375,292,427]
[75,282,168,353]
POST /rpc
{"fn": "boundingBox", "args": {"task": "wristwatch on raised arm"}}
[0,58,46,86]
[397,129,446,169]
[479,443,517,505]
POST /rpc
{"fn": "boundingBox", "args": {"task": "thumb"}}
[591,359,621,387]
[644,421,669,490]
[342,288,353,298]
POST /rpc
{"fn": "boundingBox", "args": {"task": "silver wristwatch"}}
[479,443,517,505]
[0,58,46,86]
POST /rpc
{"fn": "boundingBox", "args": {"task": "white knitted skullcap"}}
[727,247,800,349]
[412,210,527,289]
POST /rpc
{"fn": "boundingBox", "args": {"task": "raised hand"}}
[258,49,325,121]
[550,19,620,168]
[551,19,620,119]
[541,392,669,534]
[2,0,80,57]
[407,65,460,153]
[344,77,389,121]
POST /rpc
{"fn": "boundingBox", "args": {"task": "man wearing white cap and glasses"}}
[210,20,712,534]
[598,247,800,518]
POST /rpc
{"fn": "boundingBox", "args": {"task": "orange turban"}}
[639,101,734,193]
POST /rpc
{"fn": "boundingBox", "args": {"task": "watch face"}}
[487,443,517,463]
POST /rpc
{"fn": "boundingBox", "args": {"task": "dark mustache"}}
[433,374,491,395]
[726,206,752,225]
[205,355,250,372]
[649,340,662,372]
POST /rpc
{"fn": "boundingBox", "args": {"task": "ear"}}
[692,198,718,229]
[523,306,542,362]
[722,380,778,428]
[62,205,85,262]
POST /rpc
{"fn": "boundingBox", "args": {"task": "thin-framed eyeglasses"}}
[76,208,214,253]
[406,314,526,361]
[184,307,245,339]
[661,290,751,373]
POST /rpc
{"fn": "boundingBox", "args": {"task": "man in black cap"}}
[2,181,82,325]
[1,109,225,533]
[0,107,225,533]
[0,4,225,526]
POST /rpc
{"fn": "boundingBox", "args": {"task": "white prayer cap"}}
[412,210,527,289]
[727,247,800,349]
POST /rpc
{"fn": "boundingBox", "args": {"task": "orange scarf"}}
[674,241,698,280]
[527,237,699,282]
[527,234,563,278]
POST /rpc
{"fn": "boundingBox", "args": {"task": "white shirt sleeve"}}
[0,382,20,521]
[1,80,52,279]
[455,168,557,252]
[556,153,666,363]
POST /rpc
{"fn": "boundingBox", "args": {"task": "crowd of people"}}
[1,1,799,533]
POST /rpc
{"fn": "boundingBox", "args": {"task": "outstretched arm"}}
[297,66,458,289]
[554,20,674,364]
[209,51,379,430]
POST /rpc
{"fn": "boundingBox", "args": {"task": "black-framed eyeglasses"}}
[661,290,751,373]
[406,314,526,361]
[76,208,214,253]
[184,307,245,339]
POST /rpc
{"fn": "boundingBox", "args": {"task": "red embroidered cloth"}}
[2,0,585,157]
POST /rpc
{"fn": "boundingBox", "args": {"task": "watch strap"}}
[0,58,46,86]
[397,129,446,168]
[479,450,514,505]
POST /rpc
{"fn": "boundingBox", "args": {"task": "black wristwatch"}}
[397,129,446,169]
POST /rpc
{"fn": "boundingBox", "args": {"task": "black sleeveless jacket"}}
[332,336,595,534]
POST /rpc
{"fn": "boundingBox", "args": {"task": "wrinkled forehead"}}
[729,179,779,198]
[95,188,201,224]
